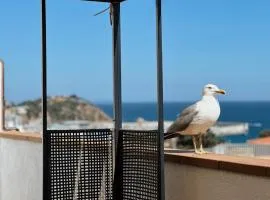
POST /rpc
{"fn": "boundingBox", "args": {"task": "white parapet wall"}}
[0,133,42,200]
[165,154,270,200]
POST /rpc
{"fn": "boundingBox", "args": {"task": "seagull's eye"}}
[207,86,212,89]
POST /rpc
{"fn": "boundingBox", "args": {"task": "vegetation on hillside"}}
[10,95,112,124]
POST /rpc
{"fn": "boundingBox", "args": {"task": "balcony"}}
[0,132,270,200]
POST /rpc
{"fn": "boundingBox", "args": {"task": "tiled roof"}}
[248,136,270,144]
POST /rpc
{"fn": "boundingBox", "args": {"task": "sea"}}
[98,102,270,143]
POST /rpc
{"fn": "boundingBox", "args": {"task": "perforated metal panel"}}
[44,129,113,200]
[114,129,161,200]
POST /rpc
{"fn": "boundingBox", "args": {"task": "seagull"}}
[164,84,226,154]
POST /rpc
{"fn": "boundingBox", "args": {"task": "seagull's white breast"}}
[195,96,220,123]
[184,96,220,135]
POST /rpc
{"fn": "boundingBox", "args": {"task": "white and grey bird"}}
[164,84,226,154]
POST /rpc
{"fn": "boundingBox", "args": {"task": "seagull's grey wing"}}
[167,104,198,133]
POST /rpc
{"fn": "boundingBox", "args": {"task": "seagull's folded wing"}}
[164,104,198,139]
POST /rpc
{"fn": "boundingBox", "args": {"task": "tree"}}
[259,130,270,138]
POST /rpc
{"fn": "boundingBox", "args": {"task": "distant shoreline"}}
[96,101,270,104]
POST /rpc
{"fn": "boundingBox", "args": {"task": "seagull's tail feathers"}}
[164,120,182,140]
[164,132,178,140]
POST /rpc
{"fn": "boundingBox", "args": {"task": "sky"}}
[1,0,270,103]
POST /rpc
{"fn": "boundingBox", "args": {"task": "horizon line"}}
[95,100,270,104]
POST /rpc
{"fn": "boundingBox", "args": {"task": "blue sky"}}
[1,0,270,103]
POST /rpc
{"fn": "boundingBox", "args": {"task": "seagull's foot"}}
[200,148,209,154]
[194,149,203,155]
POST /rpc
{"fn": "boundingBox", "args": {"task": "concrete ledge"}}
[165,151,270,177]
[0,131,41,143]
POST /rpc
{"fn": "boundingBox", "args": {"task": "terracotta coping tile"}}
[0,131,42,143]
[165,151,270,178]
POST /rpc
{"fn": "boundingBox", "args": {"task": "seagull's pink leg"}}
[193,136,202,154]
[199,134,209,154]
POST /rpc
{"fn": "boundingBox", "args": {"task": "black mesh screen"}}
[114,129,160,200]
[44,129,113,200]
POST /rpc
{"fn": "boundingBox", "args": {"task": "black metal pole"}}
[111,3,123,199]
[41,0,50,199]
[156,0,165,200]
[112,2,122,158]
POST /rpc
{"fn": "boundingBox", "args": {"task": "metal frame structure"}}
[41,0,164,199]
[41,1,49,199]
[111,2,122,158]
[156,1,165,199]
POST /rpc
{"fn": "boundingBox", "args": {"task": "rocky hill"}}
[6,95,112,124]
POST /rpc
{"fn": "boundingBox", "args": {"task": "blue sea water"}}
[97,102,270,143]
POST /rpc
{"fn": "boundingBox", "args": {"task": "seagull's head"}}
[203,84,226,96]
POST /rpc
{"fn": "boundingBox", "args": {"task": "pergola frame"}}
[41,0,164,199]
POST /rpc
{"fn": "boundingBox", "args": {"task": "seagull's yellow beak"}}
[216,89,226,95]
